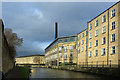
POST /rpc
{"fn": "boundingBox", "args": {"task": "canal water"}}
[29,67,111,79]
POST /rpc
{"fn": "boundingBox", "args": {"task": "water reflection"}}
[29,67,104,78]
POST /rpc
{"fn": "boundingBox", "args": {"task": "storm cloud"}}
[2,2,115,56]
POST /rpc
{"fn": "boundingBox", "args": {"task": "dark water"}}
[29,67,113,79]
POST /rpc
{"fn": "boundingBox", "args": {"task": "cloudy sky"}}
[2,2,115,57]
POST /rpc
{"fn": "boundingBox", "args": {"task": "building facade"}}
[45,1,120,68]
[87,1,120,67]
[77,29,88,66]
[45,36,77,66]
[15,55,45,65]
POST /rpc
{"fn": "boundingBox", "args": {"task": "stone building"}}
[45,36,77,66]
[15,54,45,65]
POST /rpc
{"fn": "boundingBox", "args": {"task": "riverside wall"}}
[0,19,14,75]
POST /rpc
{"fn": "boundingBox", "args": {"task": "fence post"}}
[83,62,84,67]
[102,61,104,68]
[110,60,111,68]
[91,61,93,67]
[96,61,98,67]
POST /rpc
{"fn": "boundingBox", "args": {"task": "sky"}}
[2,2,116,57]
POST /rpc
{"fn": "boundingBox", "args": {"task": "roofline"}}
[88,1,120,23]
[16,54,45,58]
[77,28,88,35]
[44,35,77,51]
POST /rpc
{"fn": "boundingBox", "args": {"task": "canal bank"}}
[4,66,30,79]
[41,65,120,78]
[29,67,116,79]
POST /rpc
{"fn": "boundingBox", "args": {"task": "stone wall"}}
[0,19,14,75]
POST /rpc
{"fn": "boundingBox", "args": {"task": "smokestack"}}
[55,22,58,39]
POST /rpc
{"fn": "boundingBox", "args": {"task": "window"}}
[111,21,115,30]
[102,37,106,44]
[85,46,87,51]
[89,42,92,48]
[78,41,80,47]
[90,24,92,30]
[59,46,62,51]
[86,31,88,36]
[85,38,88,43]
[89,33,92,39]
[111,34,115,42]
[78,48,80,53]
[95,29,98,37]
[70,52,73,58]
[64,39,67,42]
[82,33,84,37]
[102,26,106,33]
[111,46,115,54]
[78,35,80,40]
[102,48,105,56]
[82,40,84,45]
[64,46,67,52]
[95,50,98,56]
[111,9,115,18]
[64,53,67,59]
[102,15,106,22]
[95,20,98,26]
[95,40,98,46]
[89,51,92,57]
[82,47,84,52]
[69,45,73,50]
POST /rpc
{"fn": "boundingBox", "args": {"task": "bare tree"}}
[4,28,23,61]
[33,57,40,64]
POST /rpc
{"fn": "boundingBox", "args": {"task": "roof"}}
[16,54,44,58]
[88,1,120,23]
[45,35,77,51]
[77,28,87,35]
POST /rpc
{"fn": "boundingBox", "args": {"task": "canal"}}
[29,67,111,79]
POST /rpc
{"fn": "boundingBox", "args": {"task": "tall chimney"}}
[55,22,58,39]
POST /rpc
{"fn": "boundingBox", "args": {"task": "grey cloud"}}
[2,2,114,56]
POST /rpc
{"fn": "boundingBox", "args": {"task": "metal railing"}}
[78,60,119,68]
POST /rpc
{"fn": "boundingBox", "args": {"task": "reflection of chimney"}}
[55,22,58,39]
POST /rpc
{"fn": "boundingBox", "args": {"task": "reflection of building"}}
[15,54,45,65]
[45,36,77,66]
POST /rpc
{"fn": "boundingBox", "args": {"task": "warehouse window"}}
[89,51,92,58]
[111,46,115,54]
[78,41,80,47]
[82,47,84,52]
[95,40,98,46]
[90,24,92,30]
[82,33,84,37]
[111,34,115,42]
[59,46,62,51]
[69,45,73,50]
[89,42,92,48]
[78,48,80,53]
[86,31,88,36]
[95,20,98,26]
[64,46,67,52]
[95,50,98,56]
[95,29,98,37]
[102,48,105,56]
[102,26,106,33]
[102,15,106,23]
[89,33,92,39]
[111,21,115,30]
[111,9,115,18]
[102,37,106,44]
[82,40,84,45]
